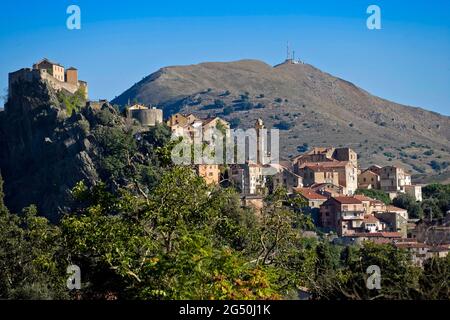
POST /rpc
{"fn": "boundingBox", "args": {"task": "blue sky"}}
[0,0,449,115]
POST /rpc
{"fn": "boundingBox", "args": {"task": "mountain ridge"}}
[112,59,450,183]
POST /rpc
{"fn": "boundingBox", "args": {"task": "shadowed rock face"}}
[0,79,123,221]
[113,59,450,183]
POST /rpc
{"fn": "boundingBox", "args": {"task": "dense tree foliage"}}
[393,184,450,220]
[0,206,68,299]
[422,184,450,218]
[393,194,424,219]
[0,126,449,300]
[62,167,283,299]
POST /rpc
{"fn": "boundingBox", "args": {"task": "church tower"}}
[255,118,265,164]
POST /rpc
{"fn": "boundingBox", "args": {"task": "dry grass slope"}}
[113,60,450,183]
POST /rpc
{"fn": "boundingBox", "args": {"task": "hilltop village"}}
[6,59,450,268]
[162,113,448,266]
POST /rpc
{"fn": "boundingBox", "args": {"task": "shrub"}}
[222,106,233,115]
[274,98,283,103]
[274,121,294,130]
[297,143,309,153]
[214,99,226,108]
[429,160,441,172]
[229,118,241,129]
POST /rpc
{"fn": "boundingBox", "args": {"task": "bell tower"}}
[255,118,265,164]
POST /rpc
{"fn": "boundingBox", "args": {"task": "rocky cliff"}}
[0,77,161,221]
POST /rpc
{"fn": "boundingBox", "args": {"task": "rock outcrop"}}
[0,77,132,221]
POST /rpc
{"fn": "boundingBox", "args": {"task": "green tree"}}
[418,256,449,299]
[0,206,68,299]
[94,126,138,182]
[422,183,450,217]
[393,193,424,219]
[62,167,282,299]
[421,198,444,220]
[311,242,422,300]
[356,189,391,205]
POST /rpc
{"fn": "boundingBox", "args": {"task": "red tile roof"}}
[354,195,375,202]
[361,169,380,176]
[333,196,363,205]
[364,215,380,223]
[302,161,350,170]
[352,232,403,238]
[370,199,385,206]
[386,205,407,212]
[295,188,328,200]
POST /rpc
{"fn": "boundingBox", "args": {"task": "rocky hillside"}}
[113,59,450,183]
[0,78,170,221]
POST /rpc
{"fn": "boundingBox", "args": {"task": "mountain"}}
[112,59,450,183]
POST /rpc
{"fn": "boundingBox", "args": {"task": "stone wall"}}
[129,108,163,127]
[8,68,88,101]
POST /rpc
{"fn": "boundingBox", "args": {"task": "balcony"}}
[341,211,365,220]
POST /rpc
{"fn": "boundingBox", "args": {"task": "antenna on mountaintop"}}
[286,41,291,60]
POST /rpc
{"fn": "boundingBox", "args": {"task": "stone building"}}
[374,206,409,238]
[33,58,65,82]
[271,163,303,194]
[167,113,230,141]
[294,188,327,208]
[8,58,88,106]
[380,165,412,193]
[310,183,344,198]
[292,147,358,172]
[404,185,423,202]
[127,104,163,127]
[298,161,358,195]
[358,169,381,189]
[394,241,449,267]
[320,196,366,236]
